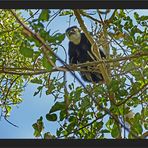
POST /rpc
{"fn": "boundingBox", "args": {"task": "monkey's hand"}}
[69,63,78,69]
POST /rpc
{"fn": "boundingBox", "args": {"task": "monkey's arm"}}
[81,33,106,60]
[68,43,78,64]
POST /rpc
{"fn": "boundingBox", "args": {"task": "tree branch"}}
[1,51,147,76]
[73,9,111,84]
[140,131,148,139]
[117,83,148,106]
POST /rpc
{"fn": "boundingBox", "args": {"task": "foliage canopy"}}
[0,9,147,139]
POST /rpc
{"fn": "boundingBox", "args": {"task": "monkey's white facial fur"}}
[66,28,81,45]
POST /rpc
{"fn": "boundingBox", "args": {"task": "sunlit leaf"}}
[111,124,120,138]
[39,10,50,21]
[42,56,53,70]
[20,47,34,58]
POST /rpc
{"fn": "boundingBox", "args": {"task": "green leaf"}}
[20,47,33,58]
[97,112,103,118]
[144,123,148,130]
[128,131,136,139]
[55,33,65,43]
[33,51,41,60]
[100,129,110,134]
[39,10,50,21]
[106,118,114,130]
[46,113,57,121]
[47,35,57,43]
[69,83,74,90]
[124,62,135,72]
[143,46,148,51]
[42,56,53,70]
[108,79,119,91]
[46,85,55,95]
[69,116,77,123]
[131,82,141,93]
[111,124,120,138]
[142,107,148,117]
[119,89,128,96]
[0,31,6,36]
[34,91,40,96]
[56,127,63,137]
[31,77,42,84]
[6,106,12,116]
[135,123,143,134]
[60,10,73,16]
[49,101,65,113]
[131,122,143,135]
[95,121,103,131]
[81,97,90,109]
[48,33,65,44]
[140,16,148,21]
[33,86,43,96]
[118,106,124,115]
[67,122,75,132]
[134,12,139,20]
[134,113,141,121]
[60,110,67,121]
[44,132,55,139]
[32,116,44,137]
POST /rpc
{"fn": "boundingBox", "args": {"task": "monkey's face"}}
[66,26,81,45]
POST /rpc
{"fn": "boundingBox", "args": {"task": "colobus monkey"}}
[65,26,106,83]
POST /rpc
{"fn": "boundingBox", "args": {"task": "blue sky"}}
[0,9,147,138]
[0,9,81,138]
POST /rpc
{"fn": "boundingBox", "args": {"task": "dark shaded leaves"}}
[32,116,44,137]
[33,86,43,96]
[31,77,42,84]
[46,113,57,121]
[49,101,65,113]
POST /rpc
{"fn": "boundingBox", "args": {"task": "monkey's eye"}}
[69,30,76,36]
[66,30,72,36]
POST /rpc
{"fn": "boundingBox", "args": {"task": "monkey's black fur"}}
[68,32,106,83]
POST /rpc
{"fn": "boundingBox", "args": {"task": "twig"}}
[79,10,102,24]
[58,112,108,138]
[140,131,148,139]
[117,83,148,106]
[4,117,19,128]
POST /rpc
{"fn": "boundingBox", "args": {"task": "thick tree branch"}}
[140,131,148,139]
[73,9,111,84]
[1,51,147,76]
